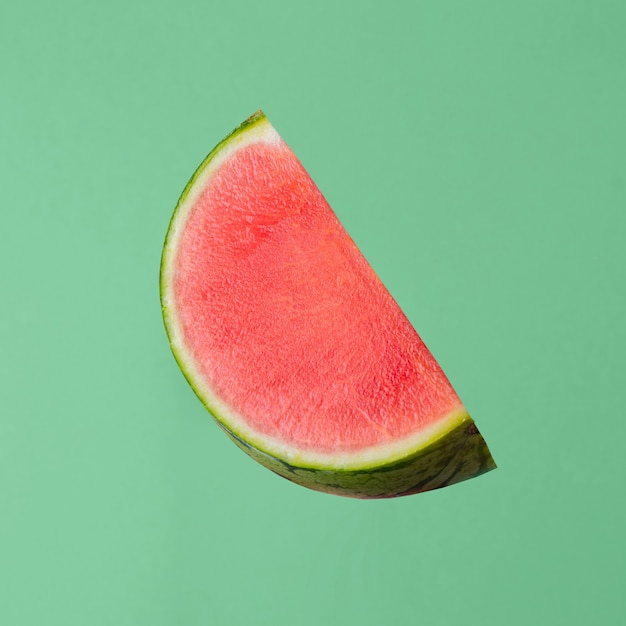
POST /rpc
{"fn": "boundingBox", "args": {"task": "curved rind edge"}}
[159,109,271,437]
[219,416,496,498]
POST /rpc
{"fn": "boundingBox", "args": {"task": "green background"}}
[2,1,624,624]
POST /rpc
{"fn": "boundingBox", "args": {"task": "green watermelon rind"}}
[160,111,496,497]
[219,416,495,498]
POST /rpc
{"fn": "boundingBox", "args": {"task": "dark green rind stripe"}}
[218,419,496,499]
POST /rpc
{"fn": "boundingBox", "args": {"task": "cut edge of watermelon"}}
[160,110,481,472]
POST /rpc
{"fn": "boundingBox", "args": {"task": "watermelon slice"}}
[160,110,496,498]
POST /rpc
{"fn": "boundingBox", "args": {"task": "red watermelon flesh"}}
[161,111,495,497]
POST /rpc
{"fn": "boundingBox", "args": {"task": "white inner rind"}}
[161,113,469,471]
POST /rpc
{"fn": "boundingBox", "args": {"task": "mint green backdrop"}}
[1,2,624,624]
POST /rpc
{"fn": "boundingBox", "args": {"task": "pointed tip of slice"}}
[244,109,266,124]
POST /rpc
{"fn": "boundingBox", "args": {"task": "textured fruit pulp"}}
[174,138,462,455]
